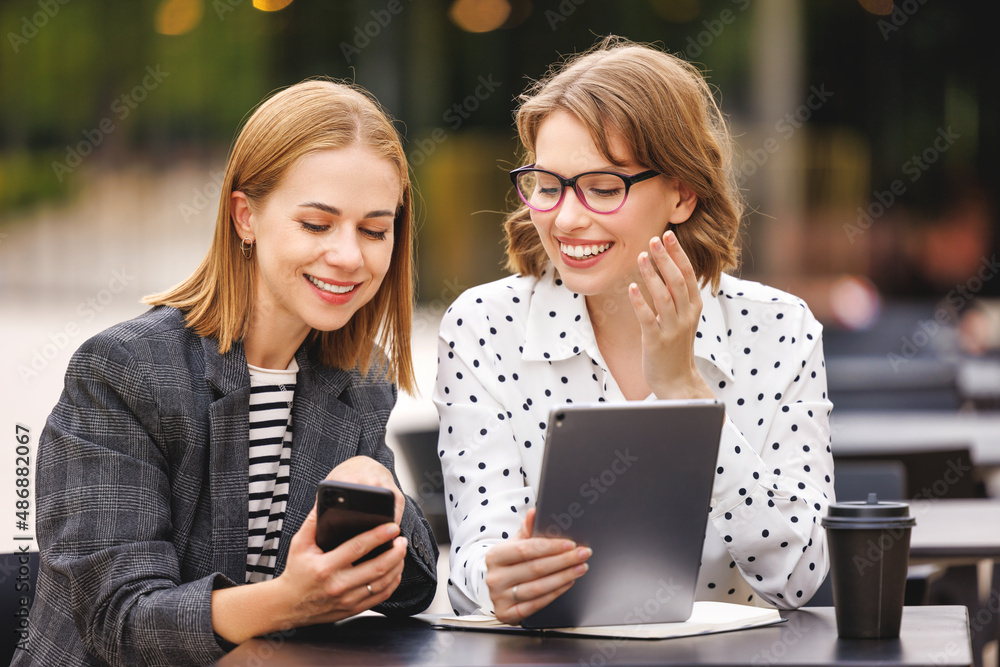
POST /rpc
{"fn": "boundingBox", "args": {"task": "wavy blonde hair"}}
[146,78,415,392]
[504,36,742,291]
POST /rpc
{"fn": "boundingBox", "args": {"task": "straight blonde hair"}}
[504,36,742,291]
[146,78,415,392]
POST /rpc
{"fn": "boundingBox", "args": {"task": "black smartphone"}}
[315,480,395,561]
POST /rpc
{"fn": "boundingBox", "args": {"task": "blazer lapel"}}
[203,336,252,583]
[274,349,362,575]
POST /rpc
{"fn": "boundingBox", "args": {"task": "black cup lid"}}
[822,493,916,528]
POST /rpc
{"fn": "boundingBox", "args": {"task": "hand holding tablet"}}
[523,399,725,629]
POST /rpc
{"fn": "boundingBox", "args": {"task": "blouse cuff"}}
[468,546,495,615]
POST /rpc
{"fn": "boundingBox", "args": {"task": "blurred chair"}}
[834,446,982,500]
[393,428,449,545]
[832,459,907,502]
[822,303,967,412]
[0,550,38,665]
[826,356,963,412]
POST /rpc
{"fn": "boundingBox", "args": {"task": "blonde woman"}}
[435,37,834,624]
[17,79,437,666]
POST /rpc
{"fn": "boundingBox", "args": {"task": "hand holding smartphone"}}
[315,480,395,562]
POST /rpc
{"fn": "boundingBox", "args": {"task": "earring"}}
[240,237,254,259]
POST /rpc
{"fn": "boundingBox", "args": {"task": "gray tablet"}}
[523,399,725,629]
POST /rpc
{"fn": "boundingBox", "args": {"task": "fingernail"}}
[563,540,577,551]
[577,547,592,560]
[639,252,650,265]
[651,236,664,251]
[665,230,676,244]
[574,563,589,576]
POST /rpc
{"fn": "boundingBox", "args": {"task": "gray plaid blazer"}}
[12,306,438,667]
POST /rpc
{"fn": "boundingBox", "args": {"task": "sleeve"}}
[433,298,530,615]
[351,372,440,616]
[378,494,439,615]
[707,307,835,609]
[35,334,234,666]
[360,385,438,616]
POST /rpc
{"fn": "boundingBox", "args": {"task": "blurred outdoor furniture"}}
[392,428,449,545]
[831,412,1000,468]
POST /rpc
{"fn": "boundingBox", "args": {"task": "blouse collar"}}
[520,265,735,382]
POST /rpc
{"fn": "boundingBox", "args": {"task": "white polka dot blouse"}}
[433,265,835,616]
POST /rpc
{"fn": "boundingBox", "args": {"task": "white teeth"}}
[307,275,355,294]
[561,242,610,259]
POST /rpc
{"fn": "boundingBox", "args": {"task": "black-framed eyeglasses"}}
[510,165,660,214]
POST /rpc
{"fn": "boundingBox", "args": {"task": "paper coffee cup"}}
[822,493,916,639]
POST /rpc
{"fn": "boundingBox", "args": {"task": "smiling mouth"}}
[306,274,357,294]
[560,242,612,259]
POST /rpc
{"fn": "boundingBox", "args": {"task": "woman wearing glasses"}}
[434,36,834,624]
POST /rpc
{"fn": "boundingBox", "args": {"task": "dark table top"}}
[215,606,972,667]
[909,498,1000,560]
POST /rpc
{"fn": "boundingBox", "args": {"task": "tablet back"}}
[523,399,725,629]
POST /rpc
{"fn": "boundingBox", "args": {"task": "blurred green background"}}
[0,0,995,319]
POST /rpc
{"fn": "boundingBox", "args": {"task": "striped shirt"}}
[245,359,298,583]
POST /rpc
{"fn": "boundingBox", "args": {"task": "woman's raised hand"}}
[628,230,715,401]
